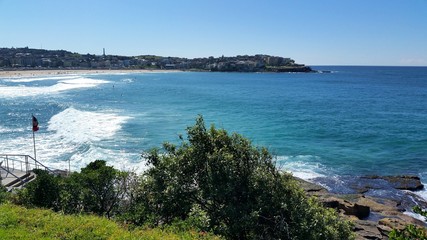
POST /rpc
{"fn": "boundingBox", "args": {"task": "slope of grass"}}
[0,203,219,240]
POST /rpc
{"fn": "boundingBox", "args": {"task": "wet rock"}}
[294,177,329,195]
[296,177,427,240]
[377,218,407,236]
[356,196,402,213]
[353,220,383,240]
[363,175,424,191]
[319,196,370,219]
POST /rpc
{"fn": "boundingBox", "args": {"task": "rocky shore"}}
[298,176,427,239]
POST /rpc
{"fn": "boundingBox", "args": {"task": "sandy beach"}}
[0,69,181,78]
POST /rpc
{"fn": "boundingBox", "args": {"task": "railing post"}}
[25,155,29,174]
[5,155,9,171]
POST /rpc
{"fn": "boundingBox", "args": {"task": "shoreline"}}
[0,69,182,78]
[297,177,427,239]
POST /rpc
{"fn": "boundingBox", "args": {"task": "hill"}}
[0,203,219,240]
[0,47,312,72]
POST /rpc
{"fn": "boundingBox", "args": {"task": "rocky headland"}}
[297,175,427,239]
[0,47,313,73]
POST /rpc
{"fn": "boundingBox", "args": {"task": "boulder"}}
[377,218,407,236]
[356,196,402,213]
[296,176,427,239]
[352,219,383,240]
[295,177,329,195]
[364,175,424,191]
[319,196,370,219]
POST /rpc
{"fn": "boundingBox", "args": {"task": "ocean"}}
[1,66,426,197]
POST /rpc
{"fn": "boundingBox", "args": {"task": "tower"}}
[103,48,106,56]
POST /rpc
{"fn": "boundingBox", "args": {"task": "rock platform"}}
[297,176,427,239]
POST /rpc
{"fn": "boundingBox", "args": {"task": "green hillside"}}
[0,203,219,240]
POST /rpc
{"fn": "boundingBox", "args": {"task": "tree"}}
[78,160,128,218]
[15,169,61,210]
[138,116,354,239]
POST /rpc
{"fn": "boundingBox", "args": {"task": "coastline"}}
[2,68,426,237]
[0,69,182,78]
[297,177,427,239]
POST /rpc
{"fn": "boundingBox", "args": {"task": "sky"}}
[0,0,426,66]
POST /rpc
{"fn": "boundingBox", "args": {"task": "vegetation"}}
[7,116,354,239]
[135,116,354,239]
[0,47,312,72]
[14,160,131,218]
[0,203,219,239]
[413,205,427,221]
[0,185,8,204]
[389,224,427,240]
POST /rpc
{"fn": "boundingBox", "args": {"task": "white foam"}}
[0,77,108,98]
[48,108,131,143]
[404,211,426,222]
[122,78,134,83]
[0,107,140,172]
[0,126,25,133]
[3,75,78,83]
[413,173,427,202]
[67,146,144,173]
[275,155,328,180]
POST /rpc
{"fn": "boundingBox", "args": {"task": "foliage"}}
[0,185,9,204]
[0,203,220,240]
[78,160,128,218]
[389,224,427,240]
[413,205,427,221]
[137,116,354,239]
[14,160,131,218]
[13,169,61,210]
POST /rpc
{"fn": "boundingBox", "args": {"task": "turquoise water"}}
[1,67,426,185]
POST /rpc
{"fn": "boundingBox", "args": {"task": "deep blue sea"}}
[1,66,426,197]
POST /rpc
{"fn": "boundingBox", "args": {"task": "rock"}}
[356,196,402,213]
[377,218,407,236]
[364,175,424,191]
[353,219,384,240]
[295,177,329,195]
[296,176,427,239]
[319,196,370,219]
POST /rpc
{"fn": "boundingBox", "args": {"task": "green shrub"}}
[13,161,130,218]
[137,116,354,239]
[13,169,61,210]
[0,185,8,204]
[389,224,427,240]
[413,205,427,221]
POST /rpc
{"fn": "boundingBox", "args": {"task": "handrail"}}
[0,164,26,186]
[0,154,56,175]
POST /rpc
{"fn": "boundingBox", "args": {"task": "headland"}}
[0,47,313,73]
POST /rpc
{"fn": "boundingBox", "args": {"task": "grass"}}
[0,203,220,240]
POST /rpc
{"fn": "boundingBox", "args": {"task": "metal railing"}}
[0,154,55,175]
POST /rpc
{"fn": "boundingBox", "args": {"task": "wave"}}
[48,107,131,143]
[0,126,25,133]
[275,155,329,180]
[0,107,141,171]
[0,77,109,98]
[3,75,78,83]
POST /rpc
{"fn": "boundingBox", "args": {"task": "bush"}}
[0,185,9,204]
[13,161,130,219]
[389,224,427,240]
[413,205,427,221]
[14,169,61,210]
[137,116,354,239]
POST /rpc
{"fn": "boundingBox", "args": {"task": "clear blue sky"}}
[1,0,426,66]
